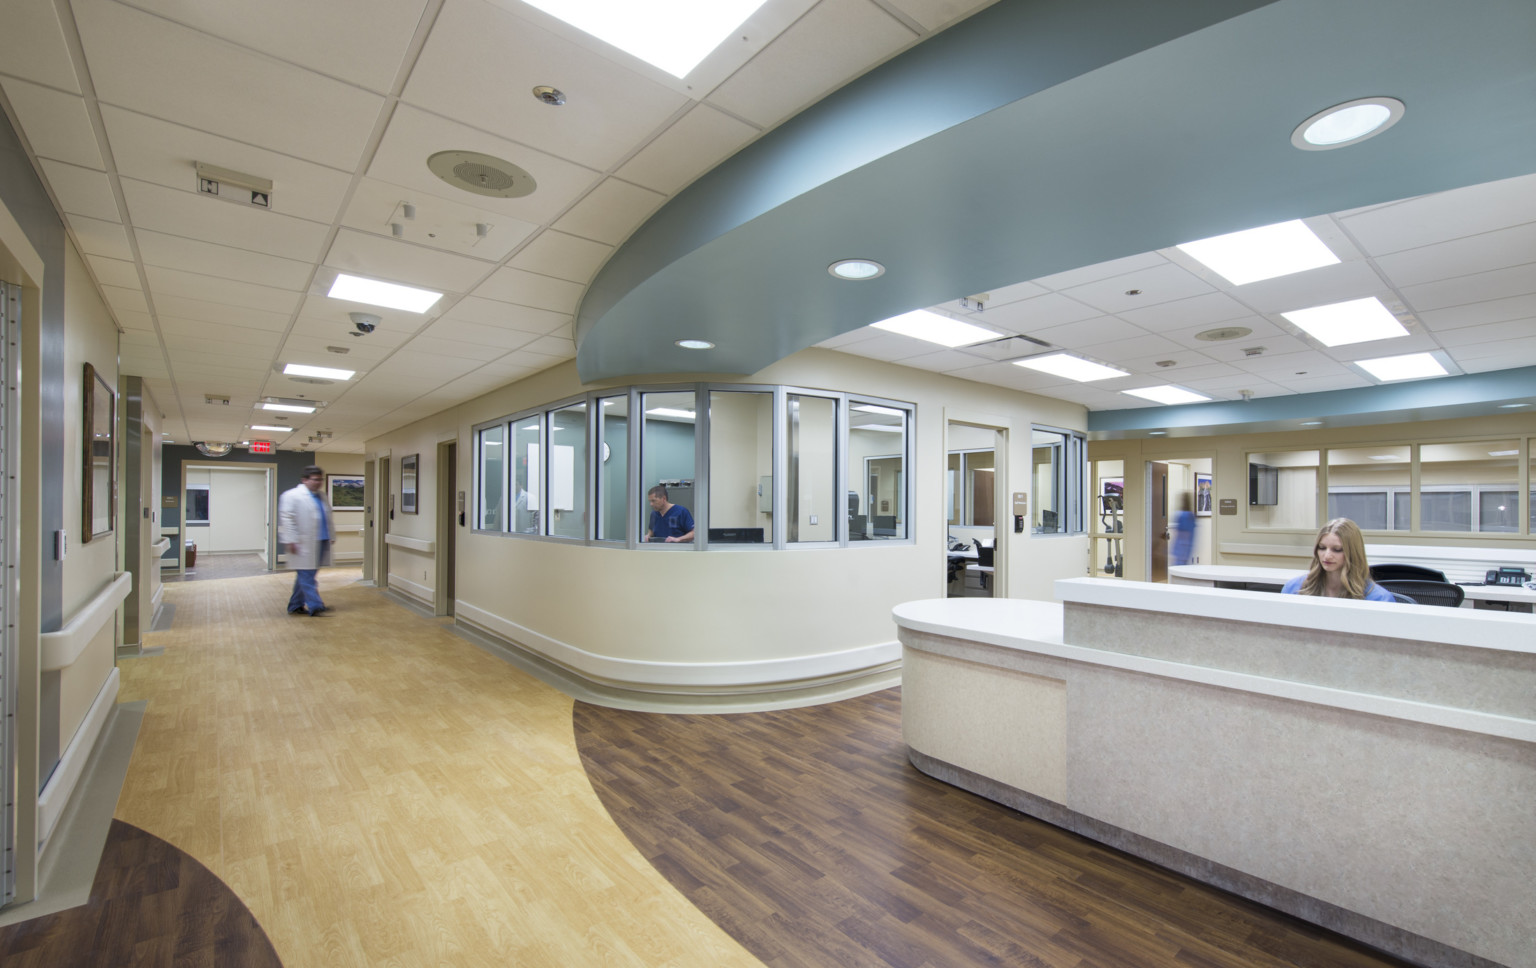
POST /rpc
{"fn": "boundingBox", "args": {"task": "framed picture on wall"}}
[1195,472,1213,516]
[328,475,365,510]
[401,454,419,514]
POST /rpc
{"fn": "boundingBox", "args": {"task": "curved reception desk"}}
[896,579,1535,968]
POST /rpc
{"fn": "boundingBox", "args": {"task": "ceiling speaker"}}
[427,150,536,199]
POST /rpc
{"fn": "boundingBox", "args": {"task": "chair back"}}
[1390,592,1418,605]
[1370,563,1448,583]
[1375,579,1465,608]
[977,541,994,567]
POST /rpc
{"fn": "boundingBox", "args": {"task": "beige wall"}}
[1090,414,1536,578]
[363,349,1088,693]
[58,239,121,750]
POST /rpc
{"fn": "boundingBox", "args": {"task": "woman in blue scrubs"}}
[1282,518,1396,602]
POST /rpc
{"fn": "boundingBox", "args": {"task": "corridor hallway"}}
[1,570,1415,967]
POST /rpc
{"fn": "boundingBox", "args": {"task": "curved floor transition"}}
[574,688,1416,968]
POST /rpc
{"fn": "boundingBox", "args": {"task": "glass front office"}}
[473,384,912,550]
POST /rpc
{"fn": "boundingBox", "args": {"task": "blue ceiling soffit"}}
[1086,366,1536,440]
[574,0,1536,383]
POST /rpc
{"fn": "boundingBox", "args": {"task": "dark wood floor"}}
[574,688,1418,968]
[0,819,281,967]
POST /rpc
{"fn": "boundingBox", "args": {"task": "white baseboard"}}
[38,667,119,851]
[388,574,434,606]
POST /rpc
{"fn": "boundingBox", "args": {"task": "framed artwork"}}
[1195,472,1213,516]
[82,362,116,543]
[328,474,365,510]
[401,454,419,514]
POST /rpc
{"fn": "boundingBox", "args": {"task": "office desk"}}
[1168,564,1536,611]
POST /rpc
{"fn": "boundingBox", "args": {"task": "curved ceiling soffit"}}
[575,0,1536,384]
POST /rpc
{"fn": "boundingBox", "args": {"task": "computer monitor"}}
[873,515,897,536]
[707,527,764,543]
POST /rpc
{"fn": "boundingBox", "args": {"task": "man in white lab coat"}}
[278,465,334,615]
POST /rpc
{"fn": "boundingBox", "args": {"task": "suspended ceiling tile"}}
[135,229,314,291]
[471,267,583,315]
[1433,316,1536,349]
[159,317,285,347]
[834,332,932,363]
[402,333,512,361]
[441,295,571,335]
[1115,291,1255,334]
[170,331,282,358]
[114,309,157,334]
[1373,223,1536,289]
[85,254,141,289]
[1026,315,1145,349]
[341,178,538,264]
[1110,359,1242,383]
[1,79,103,169]
[506,230,612,284]
[403,0,690,172]
[37,159,119,221]
[1058,263,1216,315]
[615,103,761,196]
[1159,314,1286,346]
[65,215,133,261]
[517,334,575,359]
[0,0,83,92]
[816,328,882,350]
[1454,337,1536,371]
[552,178,667,247]
[421,317,542,350]
[74,0,385,171]
[975,292,1101,334]
[324,228,494,293]
[890,347,989,372]
[153,296,293,331]
[100,106,355,222]
[706,0,917,128]
[1399,263,1536,314]
[120,178,331,262]
[1337,172,1536,255]
[882,0,997,31]
[1076,332,1186,363]
[1032,252,1169,292]
[1273,373,1374,394]
[1327,332,1444,363]
[368,104,601,226]
[145,265,302,315]
[123,0,428,93]
[1230,261,1393,315]
[100,284,149,317]
[1416,293,1536,333]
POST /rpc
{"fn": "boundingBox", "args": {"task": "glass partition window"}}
[512,415,542,534]
[787,393,837,542]
[1032,428,1084,534]
[946,450,994,527]
[1530,447,1535,534]
[1092,460,1124,577]
[1246,450,1318,530]
[708,390,773,544]
[547,402,588,539]
[1327,445,1409,530]
[848,402,908,541]
[185,483,210,525]
[1420,440,1520,532]
[596,394,628,542]
[476,424,505,530]
[641,390,697,542]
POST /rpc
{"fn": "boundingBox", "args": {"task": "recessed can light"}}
[675,339,714,350]
[829,259,885,280]
[1292,97,1405,150]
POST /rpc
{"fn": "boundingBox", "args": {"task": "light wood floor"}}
[110,569,761,968]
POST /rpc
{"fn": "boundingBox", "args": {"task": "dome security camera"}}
[348,312,380,335]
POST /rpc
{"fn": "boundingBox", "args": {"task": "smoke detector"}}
[427,150,536,199]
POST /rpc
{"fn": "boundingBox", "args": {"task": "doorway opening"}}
[435,441,457,617]
[1145,456,1213,582]
[177,462,276,577]
[946,421,1005,598]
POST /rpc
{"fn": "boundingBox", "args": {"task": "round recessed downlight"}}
[427,150,536,198]
[829,259,885,280]
[675,339,714,350]
[1292,97,1405,150]
[1194,326,1253,342]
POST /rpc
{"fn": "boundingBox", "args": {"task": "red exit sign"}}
[248,440,274,454]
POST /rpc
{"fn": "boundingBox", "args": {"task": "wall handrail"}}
[41,571,132,672]
[383,533,434,554]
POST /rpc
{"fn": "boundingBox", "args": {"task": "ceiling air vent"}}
[1195,326,1253,342]
[427,150,536,199]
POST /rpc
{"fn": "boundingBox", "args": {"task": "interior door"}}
[1148,461,1170,582]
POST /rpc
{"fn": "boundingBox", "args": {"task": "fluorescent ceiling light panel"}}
[852,404,903,416]
[870,310,997,347]
[1355,352,1447,381]
[250,425,293,433]
[852,423,904,433]
[283,363,356,380]
[1177,220,1339,285]
[646,407,696,419]
[1281,297,1408,347]
[1122,385,1211,405]
[260,402,316,413]
[520,0,768,78]
[328,273,442,313]
[1013,353,1128,382]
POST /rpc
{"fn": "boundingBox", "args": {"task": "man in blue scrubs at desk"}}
[645,485,695,543]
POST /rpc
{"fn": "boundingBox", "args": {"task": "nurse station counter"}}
[896,580,1534,968]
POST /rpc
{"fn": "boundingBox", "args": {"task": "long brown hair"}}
[1300,517,1371,598]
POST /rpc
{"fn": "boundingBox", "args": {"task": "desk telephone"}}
[1486,566,1531,586]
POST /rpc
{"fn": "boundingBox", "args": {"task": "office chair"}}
[1376,580,1464,608]
[1369,563,1448,583]
[1389,592,1419,605]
